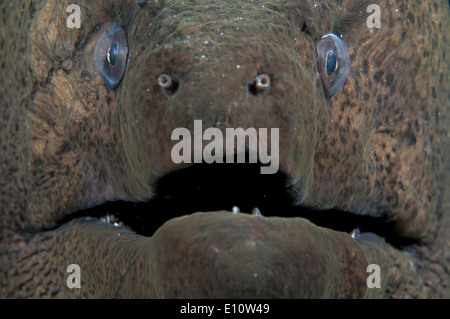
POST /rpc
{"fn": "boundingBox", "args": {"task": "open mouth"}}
[53,155,423,298]
[63,160,417,249]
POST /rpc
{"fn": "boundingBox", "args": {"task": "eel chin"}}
[60,163,419,298]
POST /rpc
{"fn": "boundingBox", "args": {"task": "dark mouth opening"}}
[66,162,418,249]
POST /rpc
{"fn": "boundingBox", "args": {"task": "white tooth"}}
[350,228,360,239]
[252,207,262,217]
[232,206,240,214]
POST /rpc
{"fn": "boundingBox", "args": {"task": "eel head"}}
[3,0,448,298]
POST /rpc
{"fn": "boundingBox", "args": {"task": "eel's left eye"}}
[107,43,119,66]
[316,33,350,97]
[94,23,128,88]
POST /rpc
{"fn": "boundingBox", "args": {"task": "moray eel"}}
[0,0,449,298]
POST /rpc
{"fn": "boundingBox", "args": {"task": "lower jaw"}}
[61,209,418,298]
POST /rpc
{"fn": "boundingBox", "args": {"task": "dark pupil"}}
[326,51,337,76]
[108,43,119,66]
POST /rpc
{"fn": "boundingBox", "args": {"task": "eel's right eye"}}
[326,51,337,76]
[94,23,128,88]
[316,33,350,97]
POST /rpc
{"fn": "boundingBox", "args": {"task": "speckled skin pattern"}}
[0,0,448,298]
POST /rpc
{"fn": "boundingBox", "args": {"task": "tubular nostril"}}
[249,74,271,96]
[256,74,271,88]
[157,74,179,97]
[158,74,172,88]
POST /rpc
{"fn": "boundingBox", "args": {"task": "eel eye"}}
[94,23,128,88]
[107,43,119,66]
[326,51,337,76]
[316,33,350,97]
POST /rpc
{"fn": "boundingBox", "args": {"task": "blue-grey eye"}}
[107,43,119,66]
[326,52,337,76]
[94,23,128,88]
[316,33,350,97]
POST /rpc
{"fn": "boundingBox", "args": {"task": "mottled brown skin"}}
[0,0,448,298]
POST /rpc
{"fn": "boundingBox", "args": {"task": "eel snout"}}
[112,5,317,203]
